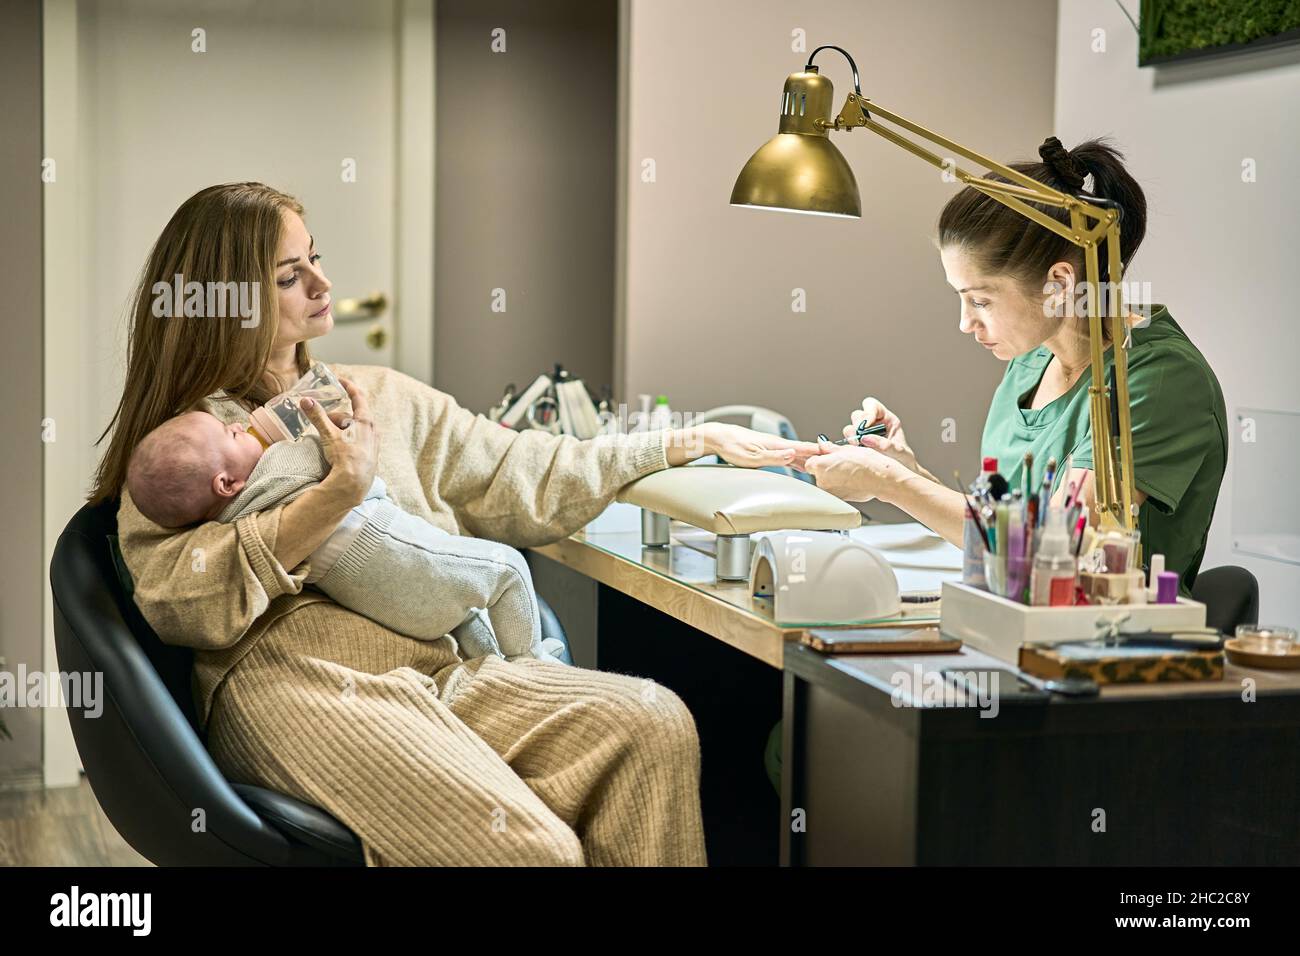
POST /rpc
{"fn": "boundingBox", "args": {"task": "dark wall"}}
[434,0,617,413]
[0,0,46,782]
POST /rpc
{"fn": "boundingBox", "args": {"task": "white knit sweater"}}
[118,364,669,726]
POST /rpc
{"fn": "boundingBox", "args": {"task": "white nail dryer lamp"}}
[750,531,901,625]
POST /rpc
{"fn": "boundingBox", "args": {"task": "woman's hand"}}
[300,377,380,506]
[801,438,911,503]
[664,422,821,469]
[843,396,937,482]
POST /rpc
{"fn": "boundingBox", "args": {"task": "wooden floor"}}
[0,776,151,866]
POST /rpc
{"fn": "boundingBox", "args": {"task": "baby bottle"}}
[248,361,353,447]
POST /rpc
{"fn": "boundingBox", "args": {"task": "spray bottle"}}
[1030,506,1078,606]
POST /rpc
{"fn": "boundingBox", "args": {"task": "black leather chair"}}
[50,498,571,866]
[1191,565,1260,635]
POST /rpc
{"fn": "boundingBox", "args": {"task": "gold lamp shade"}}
[730,68,862,218]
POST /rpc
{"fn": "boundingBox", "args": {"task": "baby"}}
[125,409,563,664]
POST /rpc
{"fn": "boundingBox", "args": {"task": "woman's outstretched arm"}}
[885,469,967,547]
[408,379,813,547]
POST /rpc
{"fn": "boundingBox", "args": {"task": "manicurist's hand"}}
[802,437,911,503]
[843,396,937,483]
[663,422,821,469]
[301,376,380,507]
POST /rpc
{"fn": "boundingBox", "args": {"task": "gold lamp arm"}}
[814,87,1137,541]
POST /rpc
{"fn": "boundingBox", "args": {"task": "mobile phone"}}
[1038,674,1100,697]
[941,667,1050,703]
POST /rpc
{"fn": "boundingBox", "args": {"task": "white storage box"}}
[940,581,1207,666]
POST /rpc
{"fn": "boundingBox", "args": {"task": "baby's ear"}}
[212,472,246,500]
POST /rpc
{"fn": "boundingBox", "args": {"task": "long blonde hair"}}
[89,182,313,505]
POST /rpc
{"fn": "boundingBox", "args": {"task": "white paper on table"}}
[670,526,718,554]
[672,522,961,578]
[848,522,963,570]
[583,501,643,534]
[670,525,783,557]
[848,522,941,549]
[894,565,962,594]
[669,522,958,601]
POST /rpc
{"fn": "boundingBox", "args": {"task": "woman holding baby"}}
[89,182,817,866]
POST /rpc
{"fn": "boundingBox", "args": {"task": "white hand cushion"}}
[617,465,862,535]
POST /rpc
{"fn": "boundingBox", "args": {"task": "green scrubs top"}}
[979,306,1227,595]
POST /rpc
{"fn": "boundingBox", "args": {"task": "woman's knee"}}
[506,815,585,866]
[381,823,584,867]
[391,799,583,866]
[458,783,586,866]
[598,678,700,762]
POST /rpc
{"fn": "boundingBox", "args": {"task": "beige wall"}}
[0,0,45,783]
[621,0,1058,514]
[435,0,618,413]
[1056,0,1300,626]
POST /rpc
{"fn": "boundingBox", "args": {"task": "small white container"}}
[940,581,1207,666]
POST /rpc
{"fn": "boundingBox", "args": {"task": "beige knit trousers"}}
[205,601,707,866]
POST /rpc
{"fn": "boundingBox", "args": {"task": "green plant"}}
[1140,0,1300,63]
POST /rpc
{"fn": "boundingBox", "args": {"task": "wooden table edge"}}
[530,535,801,669]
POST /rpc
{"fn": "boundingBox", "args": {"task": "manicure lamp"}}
[731,45,1140,546]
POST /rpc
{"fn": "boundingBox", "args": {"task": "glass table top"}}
[568,522,946,629]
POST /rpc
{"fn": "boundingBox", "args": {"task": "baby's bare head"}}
[127,411,263,528]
